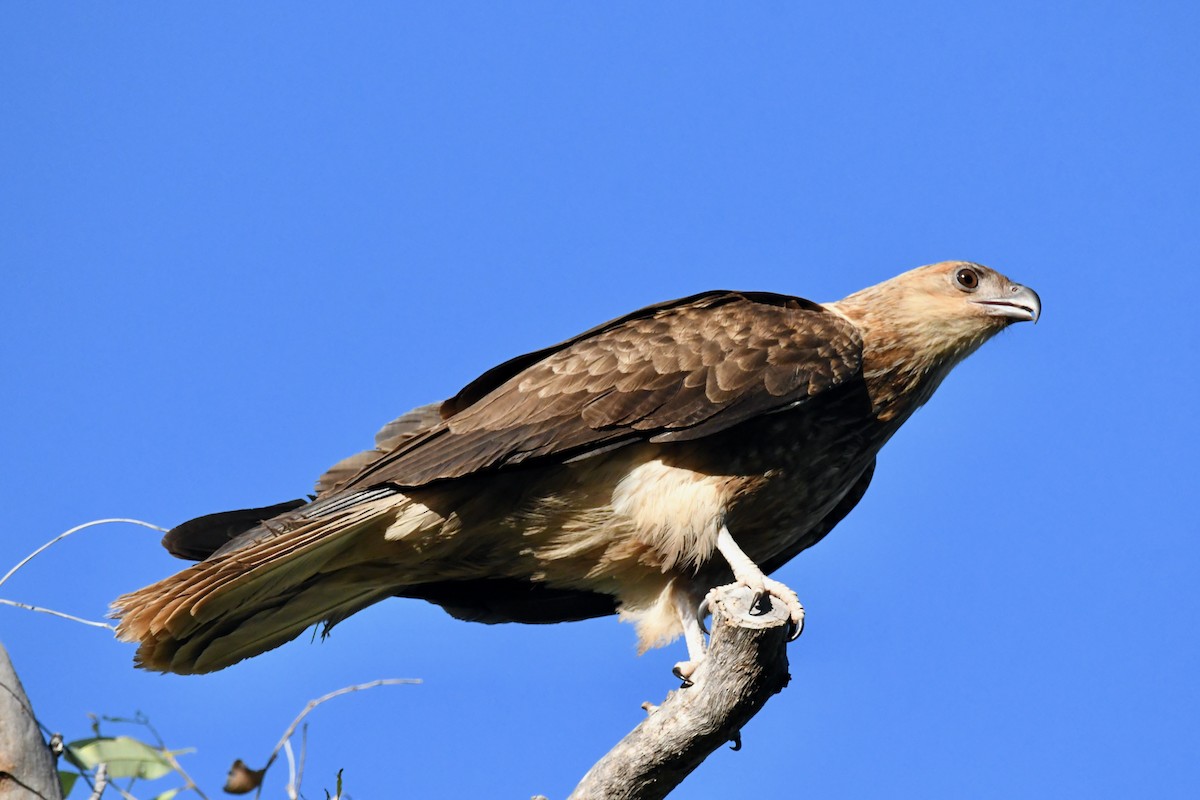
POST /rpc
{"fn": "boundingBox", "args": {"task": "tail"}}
[112,487,414,674]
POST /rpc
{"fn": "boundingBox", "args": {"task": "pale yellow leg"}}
[715,525,805,637]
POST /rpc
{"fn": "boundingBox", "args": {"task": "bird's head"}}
[829,260,1040,415]
[910,260,1040,322]
[834,260,1039,354]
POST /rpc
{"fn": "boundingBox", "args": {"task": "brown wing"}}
[339,290,863,490]
[313,403,444,496]
[160,499,308,560]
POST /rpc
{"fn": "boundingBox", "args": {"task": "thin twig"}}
[88,763,108,800]
[100,713,161,747]
[283,740,297,800]
[0,518,167,591]
[99,712,208,799]
[0,598,116,630]
[112,783,138,800]
[295,725,307,800]
[262,679,421,776]
[161,747,208,800]
[0,518,165,632]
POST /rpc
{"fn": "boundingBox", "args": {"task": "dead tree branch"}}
[0,642,63,800]
[566,584,792,800]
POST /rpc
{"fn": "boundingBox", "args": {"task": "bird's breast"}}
[685,402,890,570]
[497,392,894,594]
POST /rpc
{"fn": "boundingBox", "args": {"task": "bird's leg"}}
[715,525,805,639]
[671,586,709,686]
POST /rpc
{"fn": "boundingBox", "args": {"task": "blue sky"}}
[2,3,1197,798]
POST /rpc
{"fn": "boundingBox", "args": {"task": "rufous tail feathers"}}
[112,488,406,674]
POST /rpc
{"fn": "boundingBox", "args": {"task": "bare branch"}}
[282,740,296,800]
[224,678,421,795]
[566,584,792,800]
[108,775,138,800]
[0,599,115,631]
[0,519,167,592]
[294,725,307,799]
[159,745,208,800]
[1,519,166,632]
[86,764,107,800]
[262,679,421,775]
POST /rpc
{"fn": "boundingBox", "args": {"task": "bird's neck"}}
[827,291,993,422]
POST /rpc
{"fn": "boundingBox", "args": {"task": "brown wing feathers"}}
[313,403,444,497]
[160,499,308,560]
[159,293,858,561]
[338,291,861,489]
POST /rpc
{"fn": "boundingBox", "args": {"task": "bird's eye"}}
[955,267,980,291]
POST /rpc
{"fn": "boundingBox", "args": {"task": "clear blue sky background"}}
[3,4,1197,798]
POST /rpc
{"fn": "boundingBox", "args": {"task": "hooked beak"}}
[973,283,1041,324]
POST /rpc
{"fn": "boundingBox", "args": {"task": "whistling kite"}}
[114,261,1040,676]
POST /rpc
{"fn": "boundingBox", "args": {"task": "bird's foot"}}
[699,579,804,641]
[747,575,805,640]
[671,584,710,686]
[713,525,804,640]
[672,659,700,687]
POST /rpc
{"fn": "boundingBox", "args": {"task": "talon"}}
[672,660,698,687]
[750,590,766,614]
[786,595,806,640]
[696,598,710,635]
[729,730,742,751]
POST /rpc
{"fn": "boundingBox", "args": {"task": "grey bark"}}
[0,643,63,800]
[565,584,792,800]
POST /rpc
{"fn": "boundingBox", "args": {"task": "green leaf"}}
[149,789,182,800]
[58,771,79,797]
[65,736,175,780]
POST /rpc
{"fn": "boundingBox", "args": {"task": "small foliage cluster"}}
[57,714,198,800]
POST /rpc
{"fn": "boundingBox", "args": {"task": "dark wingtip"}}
[161,499,307,561]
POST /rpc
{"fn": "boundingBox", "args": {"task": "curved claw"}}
[750,589,771,615]
[728,730,742,751]
[696,597,711,636]
[672,661,696,688]
[788,614,804,641]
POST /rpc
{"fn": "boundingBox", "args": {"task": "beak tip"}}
[1014,284,1041,325]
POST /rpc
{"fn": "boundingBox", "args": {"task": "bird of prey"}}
[113,261,1040,677]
